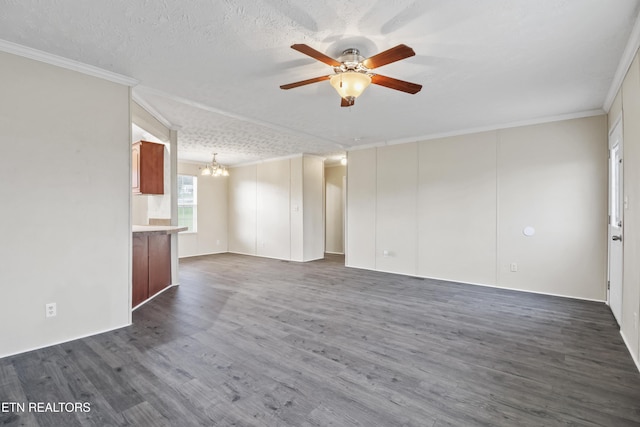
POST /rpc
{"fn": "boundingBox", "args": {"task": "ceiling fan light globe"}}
[330,72,371,99]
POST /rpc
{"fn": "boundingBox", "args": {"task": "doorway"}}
[325,164,346,255]
[608,117,623,325]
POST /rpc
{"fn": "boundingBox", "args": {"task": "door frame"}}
[607,114,623,325]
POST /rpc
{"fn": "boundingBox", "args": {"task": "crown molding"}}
[604,10,640,111]
[348,109,606,151]
[230,153,305,168]
[131,91,175,131]
[0,39,138,87]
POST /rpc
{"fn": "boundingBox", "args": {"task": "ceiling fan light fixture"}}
[330,72,371,99]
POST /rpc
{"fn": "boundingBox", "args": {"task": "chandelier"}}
[201,153,229,177]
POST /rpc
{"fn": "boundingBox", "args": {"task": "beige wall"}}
[496,118,607,297]
[257,159,291,259]
[325,165,346,254]
[290,157,304,260]
[611,50,640,366]
[303,156,325,261]
[346,149,377,269]
[228,164,258,255]
[376,143,419,275]
[347,115,608,301]
[228,156,324,261]
[178,162,228,258]
[0,51,131,357]
[418,132,497,285]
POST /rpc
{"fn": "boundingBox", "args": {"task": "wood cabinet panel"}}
[148,234,171,298]
[132,235,149,307]
[132,233,172,308]
[132,141,164,195]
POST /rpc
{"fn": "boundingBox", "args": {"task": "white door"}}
[608,119,623,325]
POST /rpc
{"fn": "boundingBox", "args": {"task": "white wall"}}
[228,156,324,262]
[418,132,497,285]
[131,195,149,226]
[325,165,346,254]
[228,164,257,255]
[496,119,607,297]
[376,143,418,275]
[257,159,291,259]
[346,149,377,269]
[0,51,131,358]
[303,156,325,261]
[610,49,640,367]
[347,115,608,301]
[178,162,228,258]
[290,157,304,261]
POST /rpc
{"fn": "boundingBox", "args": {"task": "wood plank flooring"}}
[2,253,640,426]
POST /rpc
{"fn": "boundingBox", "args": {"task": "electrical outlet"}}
[45,303,57,318]
[510,262,518,272]
[634,312,638,330]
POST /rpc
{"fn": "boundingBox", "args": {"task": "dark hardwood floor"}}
[2,253,640,426]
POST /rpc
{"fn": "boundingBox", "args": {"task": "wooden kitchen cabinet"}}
[132,234,150,307]
[148,234,171,297]
[132,233,171,308]
[132,140,164,195]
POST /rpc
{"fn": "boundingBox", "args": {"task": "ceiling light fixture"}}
[340,157,347,166]
[329,72,371,104]
[200,153,229,177]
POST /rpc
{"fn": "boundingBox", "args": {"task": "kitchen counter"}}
[132,225,188,236]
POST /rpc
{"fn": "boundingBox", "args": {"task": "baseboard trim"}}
[179,250,227,259]
[132,283,179,311]
[226,250,324,263]
[620,330,640,373]
[325,251,345,255]
[0,322,132,360]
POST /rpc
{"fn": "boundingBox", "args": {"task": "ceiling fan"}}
[280,44,422,107]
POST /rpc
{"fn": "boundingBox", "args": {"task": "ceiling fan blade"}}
[341,97,355,107]
[362,44,416,69]
[370,74,422,94]
[291,44,341,67]
[280,75,331,90]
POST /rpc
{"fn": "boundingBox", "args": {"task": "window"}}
[178,175,197,232]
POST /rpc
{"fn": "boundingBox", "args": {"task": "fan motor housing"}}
[336,48,368,73]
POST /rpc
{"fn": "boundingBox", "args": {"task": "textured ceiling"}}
[1,0,639,166]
